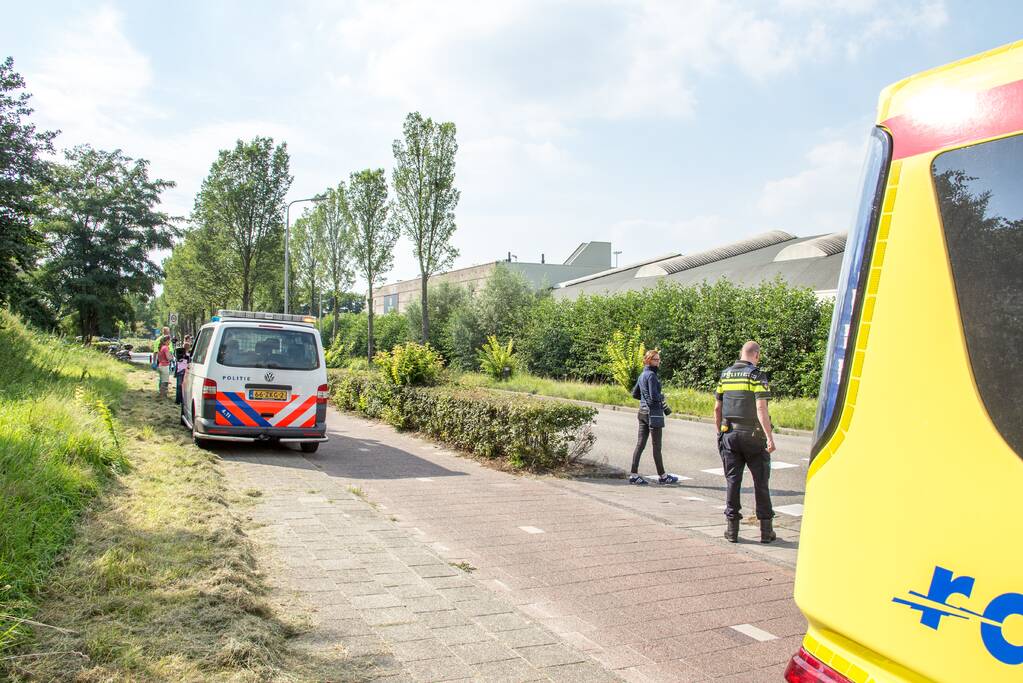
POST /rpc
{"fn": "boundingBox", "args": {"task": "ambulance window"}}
[813,127,891,452]
[933,134,1023,458]
[191,328,214,365]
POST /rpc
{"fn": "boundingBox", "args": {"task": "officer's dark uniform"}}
[716,360,775,528]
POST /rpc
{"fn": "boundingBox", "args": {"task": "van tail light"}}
[785,647,853,683]
[316,384,330,405]
[202,378,218,399]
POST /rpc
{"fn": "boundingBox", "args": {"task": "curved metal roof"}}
[635,230,796,277]
[773,232,847,262]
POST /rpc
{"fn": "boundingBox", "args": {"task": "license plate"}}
[249,389,288,401]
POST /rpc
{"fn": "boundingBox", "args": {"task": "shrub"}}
[605,325,645,392]
[373,342,444,387]
[328,370,596,470]
[477,336,517,381]
[444,266,538,371]
[324,311,411,365]
[519,296,573,378]
[403,281,471,357]
[518,279,831,398]
[373,311,412,355]
[444,303,485,371]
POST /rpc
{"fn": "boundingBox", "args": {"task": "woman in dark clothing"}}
[629,350,679,485]
[174,344,191,405]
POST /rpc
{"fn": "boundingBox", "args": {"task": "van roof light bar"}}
[215,310,317,326]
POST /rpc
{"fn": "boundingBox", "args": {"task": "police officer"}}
[714,341,777,544]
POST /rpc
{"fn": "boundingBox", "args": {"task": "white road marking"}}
[775,503,804,517]
[730,624,778,642]
[415,477,433,482]
[519,526,545,534]
[358,447,370,452]
[702,462,797,474]
[683,496,706,501]
[491,579,511,592]
[801,457,810,462]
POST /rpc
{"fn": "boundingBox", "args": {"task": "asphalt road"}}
[585,407,811,514]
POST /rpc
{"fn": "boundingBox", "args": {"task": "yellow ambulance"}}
[788,41,1023,682]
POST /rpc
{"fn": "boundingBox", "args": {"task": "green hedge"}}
[322,276,833,399]
[329,370,596,470]
[521,279,832,398]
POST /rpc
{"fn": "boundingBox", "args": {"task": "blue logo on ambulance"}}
[893,566,1023,665]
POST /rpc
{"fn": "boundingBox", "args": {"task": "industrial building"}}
[552,230,846,301]
[372,241,612,315]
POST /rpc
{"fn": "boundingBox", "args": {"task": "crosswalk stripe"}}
[730,624,778,641]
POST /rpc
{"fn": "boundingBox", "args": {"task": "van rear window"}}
[932,133,1023,458]
[216,327,320,371]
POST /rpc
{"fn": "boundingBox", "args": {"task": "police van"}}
[181,310,329,453]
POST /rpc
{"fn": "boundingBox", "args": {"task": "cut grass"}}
[2,368,314,681]
[455,371,817,431]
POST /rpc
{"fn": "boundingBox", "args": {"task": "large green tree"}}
[39,145,175,341]
[0,56,57,309]
[317,184,353,341]
[162,222,236,328]
[193,137,292,311]
[391,112,460,342]
[342,168,396,362]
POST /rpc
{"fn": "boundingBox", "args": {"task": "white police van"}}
[181,310,329,453]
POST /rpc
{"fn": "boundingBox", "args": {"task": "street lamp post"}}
[284,195,324,314]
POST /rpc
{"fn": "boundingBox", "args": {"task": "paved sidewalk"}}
[221,408,805,682]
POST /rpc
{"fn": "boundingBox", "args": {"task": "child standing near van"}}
[174,344,190,405]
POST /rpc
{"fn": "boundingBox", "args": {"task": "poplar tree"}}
[391,112,460,343]
[342,169,396,362]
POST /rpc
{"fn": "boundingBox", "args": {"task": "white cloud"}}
[757,130,869,234]
[27,5,300,225]
[31,4,156,146]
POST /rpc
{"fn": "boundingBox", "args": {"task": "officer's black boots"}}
[724,517,740,543]
[760,518,777,543]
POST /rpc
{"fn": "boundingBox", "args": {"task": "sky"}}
[3,1,1021,289]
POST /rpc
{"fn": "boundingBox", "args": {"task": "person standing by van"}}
[156,337,172,399]
[629,350,680,485]
[174,343,190,405]
[714,341,776,543]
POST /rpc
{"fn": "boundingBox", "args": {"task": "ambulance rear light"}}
[202,378,218,398]
[784,647,853,683]
[316,383,329,404]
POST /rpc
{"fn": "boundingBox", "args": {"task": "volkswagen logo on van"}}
[264,371,275,382]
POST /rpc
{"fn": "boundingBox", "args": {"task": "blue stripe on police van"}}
[225,392,272,427]
[216,401,245,427]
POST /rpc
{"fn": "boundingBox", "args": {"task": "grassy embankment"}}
[455,371,817,431]
[0,310,327,681]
